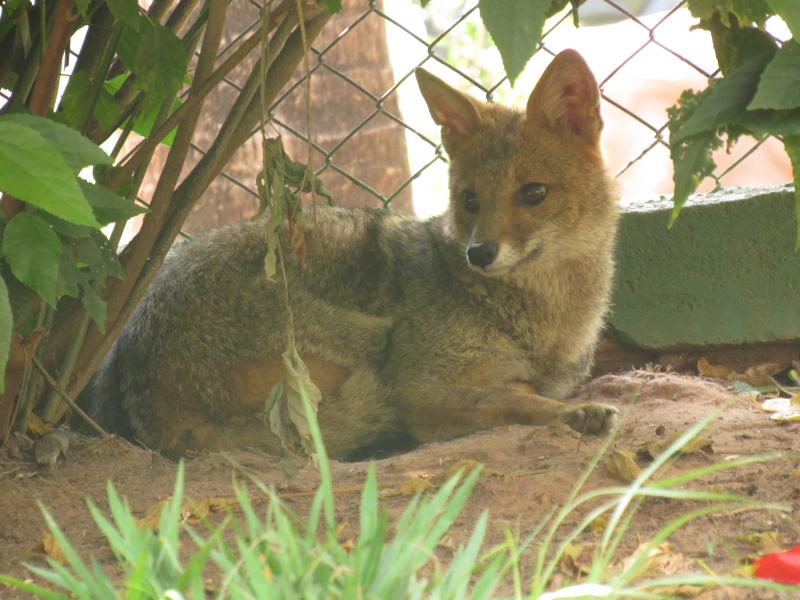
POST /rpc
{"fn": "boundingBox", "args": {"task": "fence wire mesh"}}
[207,0,790,225]
[29,0,795,233]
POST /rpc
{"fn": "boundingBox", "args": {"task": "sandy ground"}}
[1,371,799,598]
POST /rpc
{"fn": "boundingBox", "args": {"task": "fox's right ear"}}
[416,68,483,139]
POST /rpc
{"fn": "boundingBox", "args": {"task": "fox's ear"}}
[526,50,602,143]
[416,68,483,138]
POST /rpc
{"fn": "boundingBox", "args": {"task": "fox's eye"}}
[462,190,480,213]
[516,183,547,207]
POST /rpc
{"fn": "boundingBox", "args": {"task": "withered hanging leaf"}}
[267,348,323,458]
[605,448,641,483]
[258,137,333,281]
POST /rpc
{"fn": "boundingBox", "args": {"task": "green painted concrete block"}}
[608,185,800,349]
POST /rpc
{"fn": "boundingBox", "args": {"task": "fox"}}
[89,49,620,460]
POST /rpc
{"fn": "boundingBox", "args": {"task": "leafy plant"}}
[0,1,337,439]
[667,1,800,248]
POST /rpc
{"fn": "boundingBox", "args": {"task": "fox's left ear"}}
[526,50,602,144]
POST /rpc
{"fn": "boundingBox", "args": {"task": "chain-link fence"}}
[15,0,792,234]
[177,0,792,232]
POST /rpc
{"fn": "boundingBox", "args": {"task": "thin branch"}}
[164,0,201,36]
[67,10,332,400]
[29,0,76,115]
[109,5,322,189]
[32,356,108,438]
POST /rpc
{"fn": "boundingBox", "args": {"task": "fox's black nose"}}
[466,241,498,268]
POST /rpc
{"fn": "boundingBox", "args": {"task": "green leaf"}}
[730,107,800,136]
[134,23,186,108]
[81,287,107,334]
[0,122,100,227]
[749,42,800,110]
[117,27,139,71]
[783,135,800,251]
[688,0,771,26]
[77,180,148,225]
[40,213,93,239]
[2,214,63,307]
[1,113,111,169]
[92,232,124,279]
[105,0,142,29]
[323,0,342,12]
[667,89,723,227]
[58,251,82,298]
[73,0,90,19]
[479,0,549,85]
[699,16,778,76]
[130,97,181,146]
[0,274,11,393]
[672,53,773,142]
[766,0,800,40]
[56,71,121,131]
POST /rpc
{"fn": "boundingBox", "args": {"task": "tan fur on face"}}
[431,51,614,277]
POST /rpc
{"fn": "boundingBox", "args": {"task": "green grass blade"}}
[0,574,71,599]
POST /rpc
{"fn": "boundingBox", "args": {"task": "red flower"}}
[754,545,800,585]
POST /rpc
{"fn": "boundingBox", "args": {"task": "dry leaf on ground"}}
[697,358,785,386]
[379,477,435,498]
[642,432,713,460]
[137,496,237,529]
[38,532,66,563]
[738,530,784,554]
[559,542,592,578]
[605,448,641,482]
[757,395,800,421]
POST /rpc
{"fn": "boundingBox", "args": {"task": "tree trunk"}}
[178,0,412,234]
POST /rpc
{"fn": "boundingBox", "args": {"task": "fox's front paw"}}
[563,403,617,435]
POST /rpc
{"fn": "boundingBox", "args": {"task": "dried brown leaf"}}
[644,432,713,459]
[559,542,591,577]
[28,413,52,437]
[758,395,800,421]
[379,477,435,498]
[697,358,785,386]
[268,349,323,458]
[38,532,66,563]
[737,530,784,553]
[605,448,641,482]
[589,514,609,533]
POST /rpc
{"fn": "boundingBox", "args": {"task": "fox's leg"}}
[150,365,400,458]
[395,382,617,444]
[317,365,405,458]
